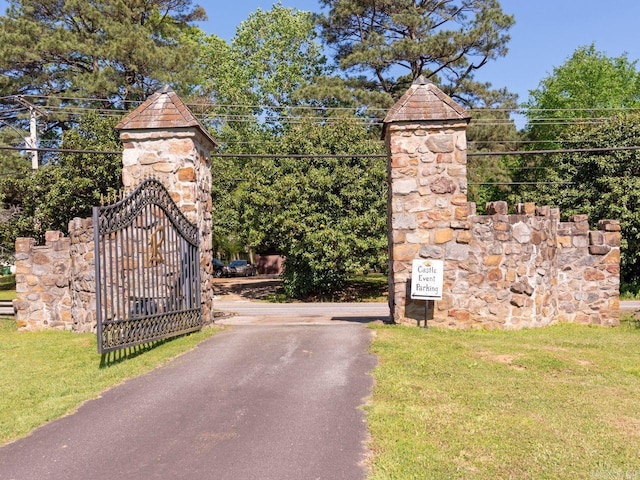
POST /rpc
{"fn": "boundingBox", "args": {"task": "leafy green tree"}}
[214,117,387,298]
[236,116,387,298]
[524,44,640,147]
[515,45,640,209]
[0,112,121,249]
[516,114,640,286]
[317,0,515,105]
[197,4,327,132]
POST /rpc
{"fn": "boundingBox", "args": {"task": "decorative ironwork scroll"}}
[94,179,201,353]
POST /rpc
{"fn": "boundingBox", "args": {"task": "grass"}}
[366,322,640,480]
[0,274,16,301]
[0,317,219,446]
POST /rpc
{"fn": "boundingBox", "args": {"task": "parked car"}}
[213,258,225,278]
[223,259,257,277]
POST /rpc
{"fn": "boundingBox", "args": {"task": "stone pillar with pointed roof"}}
[383,77,472,325]
[116,86,217,321]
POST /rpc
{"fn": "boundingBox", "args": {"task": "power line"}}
[2,144,640,157]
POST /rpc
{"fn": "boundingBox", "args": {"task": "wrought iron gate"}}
[93,179,202,353]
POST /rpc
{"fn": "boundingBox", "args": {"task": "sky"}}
[1,0,639,114]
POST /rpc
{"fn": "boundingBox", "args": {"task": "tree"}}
[197,4,327,131]
[524,44,640,147]
[0,0,206,142]
[0,112,121,250]
[515,114,640,287]
[514,45,640,209]
[235,116,387,298]
[317,0,515,105]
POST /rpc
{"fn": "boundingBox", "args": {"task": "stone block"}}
[557,236,572,248]
[152,162,175,173]
[393,178,418,195]
[178,167,196,182]
[446,242,469,261]
[456,230,472,244]
[15,238,35,253]
[429,176,456,194]
[168,139,194,156]
[572,235,589,248]
[589,245,611,255]
[406,232,428,244]
[426,134,455,153]
[434,228,453,244]
[454,206,468,221]
[419,245,444,259]
[139,152,160,165]
[484,255,502,267]
[602,249,620,265]
[589,231,604,245]
[512,222,532,244]
[45,231,62,243]
[391,154,410,168]
[510,295,526,307]
[436,153,453,163]
[536,205,550,217]
[487,268,502,282]
[486,201,508,215]
[604,232,621,247]
[393,244,421,261]
[393,214,417,230]
[598,219,621,231]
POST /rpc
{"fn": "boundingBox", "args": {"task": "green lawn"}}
[3,306,639,480]
[0,318,219,445]
[366,320,640,479]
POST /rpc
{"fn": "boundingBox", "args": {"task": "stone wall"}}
[414,201,621,329]
[69,217,97,332]
[14,86,217,332]
[385,78,621,329]
[14,218,96,332]
[14,231,72,330]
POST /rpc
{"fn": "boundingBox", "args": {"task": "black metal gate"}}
[93,179,202,353]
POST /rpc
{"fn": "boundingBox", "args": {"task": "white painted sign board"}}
[411,259,444,300]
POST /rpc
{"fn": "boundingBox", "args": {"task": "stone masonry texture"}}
[384,78,620,328]
[15,86,216,331]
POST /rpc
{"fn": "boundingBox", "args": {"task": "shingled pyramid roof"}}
[383,77,471,135]
[116,85,217,148]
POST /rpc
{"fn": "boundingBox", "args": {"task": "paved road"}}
[0,325,376,480]
[214,300,390,325]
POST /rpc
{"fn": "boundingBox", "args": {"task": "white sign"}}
[411,259,444,300]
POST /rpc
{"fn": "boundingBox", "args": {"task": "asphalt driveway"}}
[0,324,376,480]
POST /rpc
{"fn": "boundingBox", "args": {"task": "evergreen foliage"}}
[317,0,515,104]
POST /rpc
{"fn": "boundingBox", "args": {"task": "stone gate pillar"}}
[383,77,471,325]
[116,85,216,321]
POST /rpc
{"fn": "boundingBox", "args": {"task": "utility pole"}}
[14,96,47,170]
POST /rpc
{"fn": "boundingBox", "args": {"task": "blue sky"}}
[2,0,639,108]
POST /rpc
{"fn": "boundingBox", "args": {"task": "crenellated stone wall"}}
[14,232,72,329]
[385,77,621,329]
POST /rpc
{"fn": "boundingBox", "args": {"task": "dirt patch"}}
[213,277,283,301]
